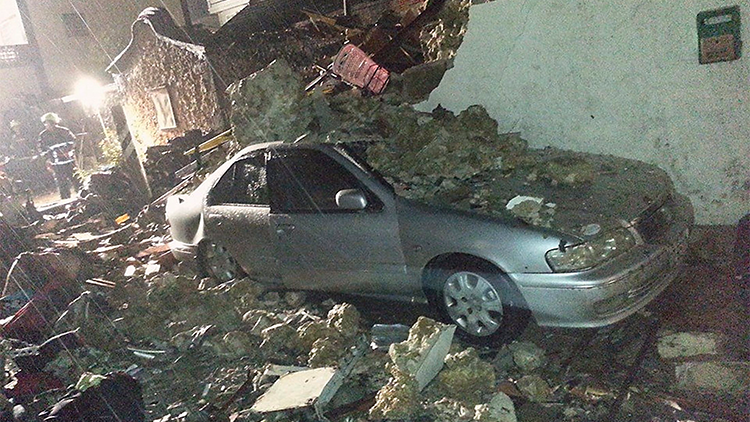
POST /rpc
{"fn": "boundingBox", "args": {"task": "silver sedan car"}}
[166,141,693,342]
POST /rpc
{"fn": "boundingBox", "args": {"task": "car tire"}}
[198,239,243,282]
[425,259,530,345]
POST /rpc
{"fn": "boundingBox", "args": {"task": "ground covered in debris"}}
[0,202,746,422]
[0,0,746,420]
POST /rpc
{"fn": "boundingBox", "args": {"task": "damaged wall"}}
[421,0,749,225]
[112,21,224,149]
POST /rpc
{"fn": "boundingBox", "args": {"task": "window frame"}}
[207,151,269,207]
[267,146,384,214]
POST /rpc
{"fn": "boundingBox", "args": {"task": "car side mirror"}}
[336,189,367,210]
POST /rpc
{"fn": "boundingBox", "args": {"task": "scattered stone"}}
[516,374,552,403]
[429,397,474,421]
[243,309,282,336]
[260,291,281,308]
[224,278,267,307]
[438,347,496,405]
[170,325,215,352]
[284,291,307,308]
[505,196,554,227]
[326,303,360,339]
[213,331,256,359]
[474,392,517,422]
[389,316,456,391]
[308,333,347,368]
[369,369,421,420]
[540,155,595,186]
[260,323,300,353]
[657,332,720,359]
[674,361,750,394]
[297,321,337,351]
[508,341,546,373]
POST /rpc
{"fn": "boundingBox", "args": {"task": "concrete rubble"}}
[0,166,742,422]
[674,361,750,394]
[0,1,745,421]
[656,331,720,359]
[388,316,455,391]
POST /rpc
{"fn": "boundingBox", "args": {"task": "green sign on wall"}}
[697,6,742,64]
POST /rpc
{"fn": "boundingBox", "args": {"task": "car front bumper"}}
[168,240,200,270]
[512,194,693,328]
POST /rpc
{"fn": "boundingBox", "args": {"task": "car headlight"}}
[545,228,637,272]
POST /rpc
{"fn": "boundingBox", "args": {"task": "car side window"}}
[267,148,381,213]
[208,154,268,206]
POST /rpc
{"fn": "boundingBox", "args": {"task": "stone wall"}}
[26,0,186,94]
[115,23,224,150]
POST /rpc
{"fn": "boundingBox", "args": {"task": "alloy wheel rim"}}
[443,271,503,336]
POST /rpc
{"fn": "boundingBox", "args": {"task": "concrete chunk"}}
[657,332,720,359]
[251,367,338,413]
[388,316,456,391]
[675,361,750,394]
[507,341,546,373]
[474,392,517,422]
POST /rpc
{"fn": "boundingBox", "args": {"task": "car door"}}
[203,151,279,280]
[267,146,408,297]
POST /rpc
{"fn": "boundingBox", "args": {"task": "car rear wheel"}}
[199,239,242,282]
[426,260,529,345]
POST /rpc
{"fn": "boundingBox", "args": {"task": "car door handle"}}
[275,223,295,235]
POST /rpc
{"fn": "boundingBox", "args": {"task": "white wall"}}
[421,0,749,225]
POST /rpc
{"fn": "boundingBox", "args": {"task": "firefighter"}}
[37,113,79,199]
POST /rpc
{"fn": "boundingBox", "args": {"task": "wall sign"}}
[697,6,742,64]
[149,86,177,130]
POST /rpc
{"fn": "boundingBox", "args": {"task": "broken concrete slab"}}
[251,367,339,413]
[657,331,720,359]
[674,361,750,394]
[389,316,456,391]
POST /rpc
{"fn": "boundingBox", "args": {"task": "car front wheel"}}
[427,260,529,345]
[199,239,242,282]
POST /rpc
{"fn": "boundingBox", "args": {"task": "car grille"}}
[634,195,676,244]
[594,234,689,317]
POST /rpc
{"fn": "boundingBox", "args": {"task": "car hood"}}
[496,149,674,237]
[384,147,674,239]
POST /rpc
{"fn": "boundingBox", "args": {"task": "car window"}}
[267,148,381,213]
[208,153,269,206]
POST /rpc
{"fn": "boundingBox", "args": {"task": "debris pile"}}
[0,1,744,421]
[227,58,674,238]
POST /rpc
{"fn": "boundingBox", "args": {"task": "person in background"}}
[37,113,79,200]
[7,120,34,158]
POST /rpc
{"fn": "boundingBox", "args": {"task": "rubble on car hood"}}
[228,59,676,238]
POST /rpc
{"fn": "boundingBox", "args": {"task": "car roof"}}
[235,140,285,157]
